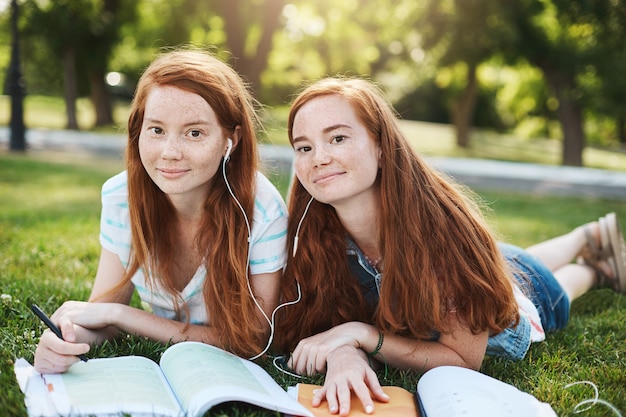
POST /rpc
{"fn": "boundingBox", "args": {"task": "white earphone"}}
[224,138,233,161]
[220,142,302,360]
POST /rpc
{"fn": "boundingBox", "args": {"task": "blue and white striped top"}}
[99,171,288,324]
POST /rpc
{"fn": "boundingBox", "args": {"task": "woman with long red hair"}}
[275,77,625,416]
[34,49,288,373]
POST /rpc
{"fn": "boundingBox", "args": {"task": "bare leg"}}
[525,223,595,271]
[552,264,595,302]
[526,222,601,302]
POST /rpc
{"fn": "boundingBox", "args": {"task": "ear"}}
[230,125,242,151]
[224,126,242,160]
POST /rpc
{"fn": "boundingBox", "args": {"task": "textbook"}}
[415,366,557,417]
[293,383,417,416]
[14,341,314,417]
[292,366,557,417]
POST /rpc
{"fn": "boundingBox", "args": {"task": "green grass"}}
[1,153,625,416]
[2,97,626,415]
[0,95,130,133]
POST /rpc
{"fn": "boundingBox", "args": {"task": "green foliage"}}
[3,0,626,147]
[0,7,11,94]
[19,0,138,96]
[393,79,449,123]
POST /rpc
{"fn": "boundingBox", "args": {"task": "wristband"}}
[368,332,384,357]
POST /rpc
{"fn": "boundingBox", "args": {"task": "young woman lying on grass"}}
[275,77,626,416]
[34,49,288,373]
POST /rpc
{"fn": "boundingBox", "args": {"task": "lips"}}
[158,168,190,179]
[313,171,344,184]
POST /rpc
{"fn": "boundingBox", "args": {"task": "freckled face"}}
[138,85,229,205]
[291,94,381,209]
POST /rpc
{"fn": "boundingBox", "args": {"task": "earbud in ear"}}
[224,138,233,161]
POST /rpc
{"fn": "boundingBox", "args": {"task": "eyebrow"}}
[144,117,212,127]
[292,123,352,144]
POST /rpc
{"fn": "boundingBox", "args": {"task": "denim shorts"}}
[499,243,571,333]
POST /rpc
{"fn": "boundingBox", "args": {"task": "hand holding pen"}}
[31,304,88,362]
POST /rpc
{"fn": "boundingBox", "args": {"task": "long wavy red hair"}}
[275,78,519,353]
[121,49,264,357]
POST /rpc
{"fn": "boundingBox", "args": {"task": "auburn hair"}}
[275,78,519,353]
[121,49,264,357]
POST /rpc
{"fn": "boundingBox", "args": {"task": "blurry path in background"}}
[1,127,625,201]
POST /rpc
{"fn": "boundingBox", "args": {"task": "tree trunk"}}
[451,62,478,148]
[248,0,283,90]
[617,114,626,145]
[62,48,79,130]
[557,97,584,166]
[89,69,113,126]
[542,67,584,166]
[218,0,284,94]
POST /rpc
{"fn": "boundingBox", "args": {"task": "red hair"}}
[122,48,264,357]
[275,78,519,352]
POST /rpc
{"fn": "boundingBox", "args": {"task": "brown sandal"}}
[602,213,626,293]
[580,212,626,294]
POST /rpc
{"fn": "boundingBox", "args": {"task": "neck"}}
[335,196,381,262]
[168,193,206,224]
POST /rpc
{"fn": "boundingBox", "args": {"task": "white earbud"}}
[224,138,233,161]
[293,197,314,257]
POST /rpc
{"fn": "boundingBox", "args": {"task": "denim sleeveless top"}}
[346,239,535,361]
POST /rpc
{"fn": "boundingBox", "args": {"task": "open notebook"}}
[416,366,557,417]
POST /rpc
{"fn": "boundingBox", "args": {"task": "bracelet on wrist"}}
[368,332,384,357]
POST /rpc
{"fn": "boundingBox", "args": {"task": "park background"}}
[1,0,626,168]
[1,1,626,416]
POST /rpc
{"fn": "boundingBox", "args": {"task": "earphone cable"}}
[221,157,302,361]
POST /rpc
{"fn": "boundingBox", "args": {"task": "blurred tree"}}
[22,0,137,128]
[277,0,517,145]
[264,0,427,104]
[107,0,285,100]
[23,0,85,129]
[503,0,596,166]
[84,0,137,126]
[106,0,206,87]
[415,0,625,164]
[216,0,285,94]
[11,0,626,155]
[0,7,12,93]
[418,0,514,148]
[579,0,626,146]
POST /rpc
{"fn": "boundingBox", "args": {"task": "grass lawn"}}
[1,95,626,416]
[1,151,625,417]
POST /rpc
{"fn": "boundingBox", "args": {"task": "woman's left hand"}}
[311,345,389,416]
[289,322,374,375]
[52,301,120,340]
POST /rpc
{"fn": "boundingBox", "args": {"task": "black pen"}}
[30,304,88,362]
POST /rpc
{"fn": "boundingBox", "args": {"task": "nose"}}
[312,146,331,167]
[160,135,183,160]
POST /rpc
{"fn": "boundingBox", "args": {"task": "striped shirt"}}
[99,171,288,324]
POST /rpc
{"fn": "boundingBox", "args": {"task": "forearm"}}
[367,333,486,371]
[350,321,488,372]
[321,322,457,369]
[106,303,222,345]
[73,324,121,345]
